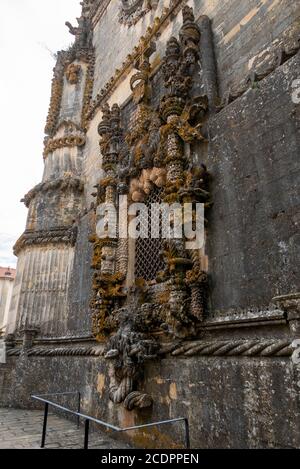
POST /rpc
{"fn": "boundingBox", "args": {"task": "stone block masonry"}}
[1,0,300,449]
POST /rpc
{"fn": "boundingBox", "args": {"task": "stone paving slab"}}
[0,408,129,449]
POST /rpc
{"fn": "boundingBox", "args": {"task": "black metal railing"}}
[31,392,190,449]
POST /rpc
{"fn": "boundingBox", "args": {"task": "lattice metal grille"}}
[134,187,165,281]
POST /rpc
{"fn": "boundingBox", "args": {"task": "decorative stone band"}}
[22,175,84,208]
[6,344,103,357]
[43,133,86,158]
[14,226,78,256]
[170,339,294,358]
[6,339,294,358]
[220,34,300,107]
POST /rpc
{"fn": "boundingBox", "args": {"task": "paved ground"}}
[0,408,129,449]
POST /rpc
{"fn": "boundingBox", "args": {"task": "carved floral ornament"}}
[89,6,214,411]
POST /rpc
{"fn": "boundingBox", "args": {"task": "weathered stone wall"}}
[2,0,300,450]
[1,352,299,449]
[92,0,300,98]
[13,246,75,337]
[67,212,94,337]
[43,146,84,182]
[206,52,300,313]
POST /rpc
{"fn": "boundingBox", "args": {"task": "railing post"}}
[77,392,81,428]
[184,418,190,449]
[84,419,90,450]
[41,403,49,448]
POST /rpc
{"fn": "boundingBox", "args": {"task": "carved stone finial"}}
[161,6,202,119]
[98,103,111,136]
[110,103,121,122]
[182,5,196,24]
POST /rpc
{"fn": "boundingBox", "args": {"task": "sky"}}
[0,0,82,267]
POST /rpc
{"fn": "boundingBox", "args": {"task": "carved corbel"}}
[273,293,300,337]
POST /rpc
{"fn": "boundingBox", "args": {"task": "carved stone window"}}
[90,6,214,412]
[134,186,165,281]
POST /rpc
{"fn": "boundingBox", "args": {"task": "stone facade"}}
[1,0,300,449]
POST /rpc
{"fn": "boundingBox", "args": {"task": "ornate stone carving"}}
[80,0,100,19]
[85,0,185,122]
[43,123,86,158]
[273,293,300,337]
[119,0,158,27]
[45,48,95,136]
[65,63,81,84]
[45,61,65,136]
[104,306,159,410]
[45,2,95,136]
[90,6,215,409]
[65,15,93,50]
[160,7,201,118]
[6,338,295,359]
[90,102,128,340]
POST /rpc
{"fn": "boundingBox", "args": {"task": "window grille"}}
[134,187,165,281]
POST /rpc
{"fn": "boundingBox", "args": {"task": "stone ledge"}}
[14,226,78,256]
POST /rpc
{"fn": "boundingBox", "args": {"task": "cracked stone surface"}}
[0,408,130,449]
